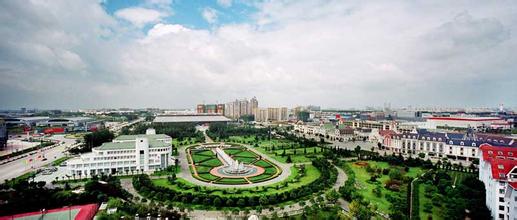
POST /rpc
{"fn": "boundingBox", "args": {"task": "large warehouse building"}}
[153,114,231,124]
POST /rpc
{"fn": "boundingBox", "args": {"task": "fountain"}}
[214,148,255,176]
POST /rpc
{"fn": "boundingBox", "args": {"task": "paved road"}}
[0,135,77,183]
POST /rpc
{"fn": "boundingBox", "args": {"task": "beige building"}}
[254,108,269,122]
[266,107,288,122]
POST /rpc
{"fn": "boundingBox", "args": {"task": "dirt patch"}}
[354,161,369,167]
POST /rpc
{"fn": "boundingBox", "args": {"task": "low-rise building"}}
[388,129,516,162]
[67,129,171,176]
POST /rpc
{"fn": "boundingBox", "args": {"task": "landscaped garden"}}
[133,158,336,209]
[415,170,489,220]
[344,161,423,215]
[187,144,281,184]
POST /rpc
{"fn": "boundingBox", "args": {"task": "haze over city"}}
[1,0,517,109]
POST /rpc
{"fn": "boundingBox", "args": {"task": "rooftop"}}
[153,114,231,123]
[96,134,171,150]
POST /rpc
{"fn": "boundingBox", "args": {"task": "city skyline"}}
[1,1,516,109]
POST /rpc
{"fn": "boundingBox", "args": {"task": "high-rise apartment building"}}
[224,97,258,119]
[266,107,288,122]
[254,108,269,122]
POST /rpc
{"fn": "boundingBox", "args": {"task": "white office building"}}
[67,129,172,176]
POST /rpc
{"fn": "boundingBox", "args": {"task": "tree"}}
[286,155,292,163]
[259,196,268,206]
[325,189,339,203]
[236,198,246,207]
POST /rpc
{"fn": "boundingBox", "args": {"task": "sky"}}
[0,0,516,110]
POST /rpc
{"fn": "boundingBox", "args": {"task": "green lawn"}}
[233,150,256,158]
[418,183,442,220]
[197,173,220,181]
[195,166,212,173]
[214,177,249,184]
[198,158,223,167]
[224,148,243,155]
[192,154,211,163]
[253,160,273,168]
[232,156,256,163]
[348,161,424,214]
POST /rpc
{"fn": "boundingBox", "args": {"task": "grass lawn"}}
[192,154,211,163]
[196,150,215,156]
[195,166,212,174]
[197,173,220,181]
[248,173,274,182]
[232,156,256,164]
[233,150,256,158]
[253,160,273,167]
[214,178,248,184]
[418,183,442,220]
[224,148,243,155]
[264,167,278,174]
[198,158,223,167]
[348,161,424,214]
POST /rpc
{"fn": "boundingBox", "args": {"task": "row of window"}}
[93,155,136,161]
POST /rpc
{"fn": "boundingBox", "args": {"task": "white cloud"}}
[217,0,232,8]
[202,7,218,24]
[1,0,517,109]
[115,7,165,27]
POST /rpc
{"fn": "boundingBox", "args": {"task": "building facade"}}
[196,104,225,115]
[224,97,258,119]
[387,129,516,162]
[479,144,517,220]
[67,129,172,176]
[0,119,7,150]
[426,116,508,130]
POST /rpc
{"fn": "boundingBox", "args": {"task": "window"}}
[500,189,505,194]
[500,197,505,202]
[499,151,504,155]
[499,205,505,211]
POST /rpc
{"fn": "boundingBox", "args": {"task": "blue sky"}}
[102,0,257,31]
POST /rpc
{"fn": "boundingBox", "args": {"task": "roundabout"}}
[186,143,283,185]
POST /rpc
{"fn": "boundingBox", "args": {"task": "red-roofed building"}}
[479,144,517,220]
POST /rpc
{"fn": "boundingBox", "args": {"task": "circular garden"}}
[187,143,282,185]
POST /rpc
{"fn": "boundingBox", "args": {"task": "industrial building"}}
[153,114,231,124]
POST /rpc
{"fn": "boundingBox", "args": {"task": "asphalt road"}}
[0,135,77,183]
